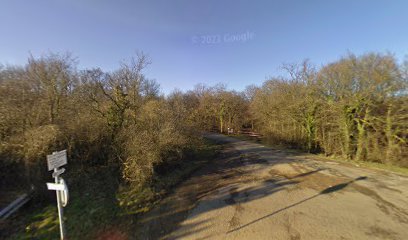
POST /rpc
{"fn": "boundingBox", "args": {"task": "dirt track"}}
[135,133,408,240]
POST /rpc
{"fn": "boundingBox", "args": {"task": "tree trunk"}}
[385,104,395,164]
[355,107,369,161]
[355,120,365,161]
[220,115,223,133]
[342,119,351,159]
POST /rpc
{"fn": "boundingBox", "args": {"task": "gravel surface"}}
[136,133,408,240]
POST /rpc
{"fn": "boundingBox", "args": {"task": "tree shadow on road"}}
[134,135,365,239]
[227,176,368,234]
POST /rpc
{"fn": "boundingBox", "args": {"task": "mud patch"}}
[269,167,348,193]
[229,204,244,229]
[284,213,301,240]
[225,187,245,229]
[268,164,303,179]
[94,227,128,240]
[366,225,398,240]
[297,172,348,192]
[239,152,267,164]
[350,184,408,224]
[373,181,403,194]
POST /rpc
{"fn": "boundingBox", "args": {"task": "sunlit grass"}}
[321,154,408,176]
[231,134,408,176]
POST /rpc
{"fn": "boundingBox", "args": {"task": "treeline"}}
[176,53,408,167]
[0,51,407,194]
[0,52,199,194]
[251,53,407,166]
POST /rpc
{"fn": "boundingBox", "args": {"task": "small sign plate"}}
[46,182,66,191]
[47,150,67,171]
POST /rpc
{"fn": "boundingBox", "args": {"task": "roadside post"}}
[46,150,69,240]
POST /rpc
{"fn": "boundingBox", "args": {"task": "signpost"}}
[46,150,69,240]
[47,150,67,171]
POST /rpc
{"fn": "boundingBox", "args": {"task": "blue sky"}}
[1,0,407,93]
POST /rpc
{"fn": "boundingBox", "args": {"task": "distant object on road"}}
[240,128,263,138]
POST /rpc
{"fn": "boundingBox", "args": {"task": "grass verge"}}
[3,139,221,240]
[230,134,408,176]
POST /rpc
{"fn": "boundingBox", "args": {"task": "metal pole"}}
[54,168,65,240]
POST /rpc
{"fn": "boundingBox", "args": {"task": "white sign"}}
[46,178,69,207]
[47,182,66,191]
[47,150,67,171]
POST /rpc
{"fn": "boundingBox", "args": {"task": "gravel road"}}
[136,133,408,240]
